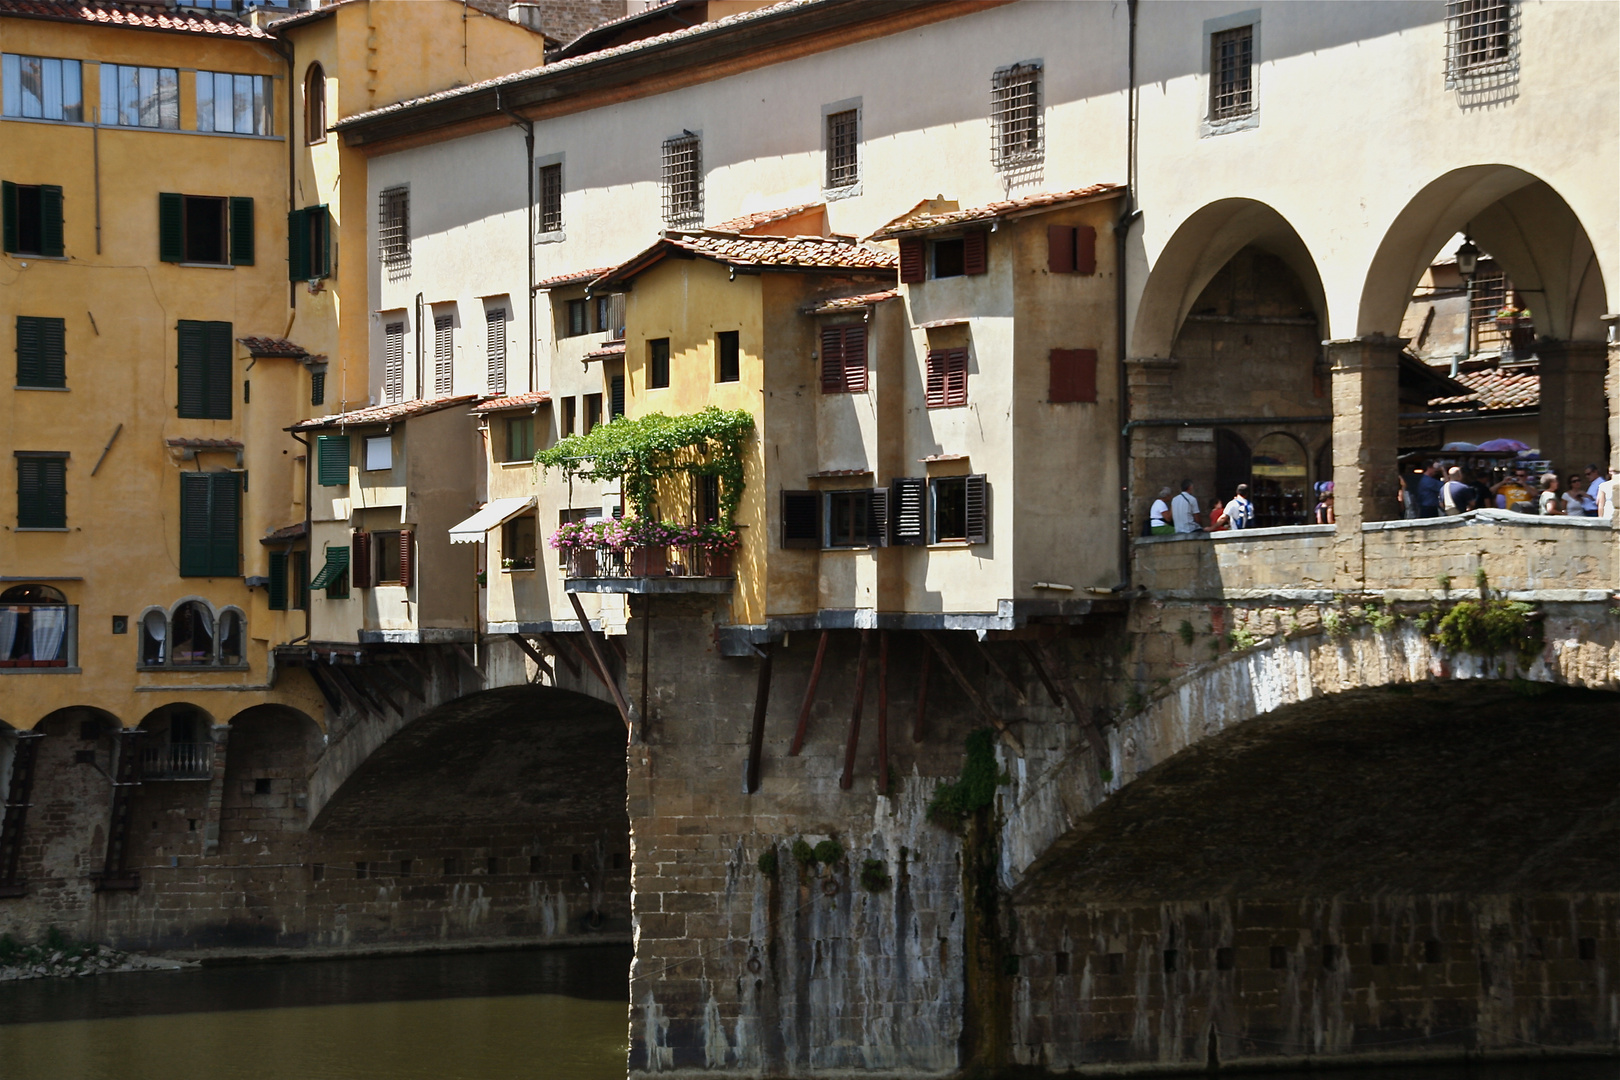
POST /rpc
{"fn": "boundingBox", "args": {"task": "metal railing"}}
[564,543,733,580]
[138,741,214,781]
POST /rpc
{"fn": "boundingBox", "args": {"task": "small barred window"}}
[661,133,702,227]
[991,62,1042,168]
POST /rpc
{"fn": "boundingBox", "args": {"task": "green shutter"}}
[38,185,62,257]
[287,206,309,281]
[206,320,233,420]
[177,320,206,417]
[179,472,211,575]
[208,472,240,577]
[268,551,288,610]
[16,316,65,389]
[17,457,65,529]
[16,316,40,387]
[316,435,350,486]
[2,181,16,254]
[309,546,350,593]
[313,206,330,278]
[159,192,184,262]
[229,197,254,266]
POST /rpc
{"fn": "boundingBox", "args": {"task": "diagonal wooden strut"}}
[920,630,1024,755]
[840,629,872,790]
[877,630,890,794]
[789,629,829,756]
[568,591,634,734]
[745,642,774,794]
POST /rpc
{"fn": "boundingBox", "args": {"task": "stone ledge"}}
[1364,510,1618,532]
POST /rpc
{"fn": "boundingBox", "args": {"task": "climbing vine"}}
[927,728,1008,831]
[534,407,755,528]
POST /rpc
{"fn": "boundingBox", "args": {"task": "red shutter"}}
[1074,225,1097,275]
[1049,348,1098,403]
[899,239,925,284]
[842,325,867,393]
[925,349,947,408]
[351,530,372,588]
[944,348,969,406]
[1048,225,1076,274]
[963,230,987,276]
[820,325,844,393]
[398,529,413,588]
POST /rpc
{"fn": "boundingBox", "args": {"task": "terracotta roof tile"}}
[1430,370,1540,412]
[584,342,626,360]
[808,468,872,478]
[868,184,1124,239]
[290,395,481,430]
[472,390,551,415]
[260,521,308,544]
[0,0,272,38]
[238,336,308,359]
[712,203,825,234]
[595,231,896,288]
[803,288,900,314]
[536,266,615,288]
[166,437,243,449]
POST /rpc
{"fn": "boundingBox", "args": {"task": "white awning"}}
[448,497,536,544]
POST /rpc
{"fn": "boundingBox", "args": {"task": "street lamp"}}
[1454,235,1481,365]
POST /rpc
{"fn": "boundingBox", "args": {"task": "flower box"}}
[572,548,599,578]
[705,550,733,577]
[629,545,667,577]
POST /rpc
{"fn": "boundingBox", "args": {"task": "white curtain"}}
[30,606,65,662]
[143,610,166,665]
[0,608,17,661]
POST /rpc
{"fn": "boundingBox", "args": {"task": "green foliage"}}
[1431,597,1541,663]
[1364,601,1400,633]
[859,858,891,892]
[1176,620,1195,647]
[1322,609,1349,638]
[757,848,778,877]
[1475,566,1491,596]
[1226,625,1260,651]
[1436,573,1454,594]
[534,406,755,526]
[1123,684,1146,715]
[812,839,844,866]
[791,839,816,867]
[44,925,67,953]
[928,728,1008,830]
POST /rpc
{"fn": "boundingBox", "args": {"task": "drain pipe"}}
[273,34,297,313]
[414,291,425,398]
[502,102,537,395]
[1115,0,1141,587]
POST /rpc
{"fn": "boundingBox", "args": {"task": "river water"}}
[0,945,1614,1080]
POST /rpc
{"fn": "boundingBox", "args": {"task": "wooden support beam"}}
[333,665,390,719]
[506,634,554,682]
[639,596,653,729]
[605,633,628,666]
[839,629,871,790]
[1035,641,1109,779]
[322,664,371,717]
[451,643,487,685]
[1020,640,1065,707]
[541,632,583,678]
[921,631,1024,756]
[789,629,829,756]
[744,642,773,795]
[302,663,344,713]
[976,638,1028,707]
[353,669,405,719]
[877,630,890,795]
[374,660,426,703]
[568,591,634,733]
[912,645,931,744]
[395,646,434,681]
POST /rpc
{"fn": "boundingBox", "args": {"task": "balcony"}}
[138,741,215,781]
[564,543,736,594]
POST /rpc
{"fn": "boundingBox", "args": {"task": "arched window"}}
[1250,432,1309,527]
[170,602,214,666]
[140,609,167,666]
[304,63,326,145]
[0,584,69,667]
[217,609,244,666]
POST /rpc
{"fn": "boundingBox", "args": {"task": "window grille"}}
[384,321,405,402]
[379,186,410,279]
[661,133,702,227]
[1210,26,1254,121]
[433,314,453,396]
[486,307,507,396]
[539,163,562,233]
[826,109,859,189]
[991,63,1042,167]
[1446,0,1516,79]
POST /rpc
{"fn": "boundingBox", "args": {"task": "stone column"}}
[1327,335,1404,587]
[201,723,230,856]
[1602,317,1620,478]
[1536,339,1609,475]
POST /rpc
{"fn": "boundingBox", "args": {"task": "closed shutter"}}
[287,206,309,281]
[891,477,925,545]
[159,192,184,262]
[836,325,868,392]
[964,474,988,545]
[866,486,889,547]
[38,316,65,387]
[434,314,453,396]
[311,206,331,278]
[820,325,842,392]
[398,529,413,589]
[177,320,207,417]
[38,185,62,257]
[1074,224,1097,275]
[1049,348,1098,403]
[228,197,254,266]
[310,370,325,405]
[1047,225,1076,274]
[2,181,16,253]
[610,374,625,419]
[17,457,65,529]
[780,490,820,549]
[267,551,288,610]
[926,348,969,408]
[315,435,349,486]
[351,530,372,588]
[208,472,240,576]
[16,316,40,387]
[963,229,987,275]
[384,322,405,403]
[178,472,212,575]
[486,308,506,396]
[899,238,925,284]
[206,320,232,419]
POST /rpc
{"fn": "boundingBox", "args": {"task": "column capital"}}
[1325,334,1408,372]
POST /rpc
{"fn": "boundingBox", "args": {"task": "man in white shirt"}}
[1171,479,1203,534]
[1598,473,1616,519]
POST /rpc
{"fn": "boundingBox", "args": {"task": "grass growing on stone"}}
[1431,597,1540,663]
[757,847,778,877]
[859,858,891,892]
[928,729,1008,830]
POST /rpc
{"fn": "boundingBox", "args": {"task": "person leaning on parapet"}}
[1597,469,1616,519]
[1171,479,1204,534]
[1148,487,1175,535]
[1537,472,1565,516]
[1220,483,1254,530]
[1493,467,1535,514]
[1441,467,1474,515]
[1416,463,1444,518]
[1565,474,1590,516]
[1583,463,1605,512]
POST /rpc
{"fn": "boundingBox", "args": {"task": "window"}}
[826,108,859,189]
[0,584,72,668]
[661,132,702,227]
[648,338,670,389]
[598,293,626,338]
[1447,0,1515,77]
[584,393,603,433]
[991,62,1042,167]
[374,530,404,584]
[486,307,507,396]
[315,435,349,486]
[176,320,233,419]
[930,475,988,544]
[826,489,887,549]
[310,546,350,600]
[2,55,83,122]
[16,453,66,529]
[539,162,562,233]
[159,193,253,266]
[564,298,589,338]
[502,514,536,571]
[169,601,214,665]
[195,71,272,135]
[609,375,625,420]
[693,474,720,525]
[504,415,535,462]
[717,331,740,384]
[1047,225,1097,275]
[384,321,405,402]
[780,490,819,549]
[287,205,330,280]
[364,435,392,471]
[925,348,969,408]
[1049,348,1098,403]
[433,313,453,396]
[562,396,577,437]
[1210,26,1254,120]
[819,325,866,393]
[379,186,410,278]
[178,472,240,577]
[16,315,66,389]
[304,63,326,144]
[100,64,178,129]
[933,238,966,279]
[557,507,597,566]
[310,369,325,406]
[2,181,64,257]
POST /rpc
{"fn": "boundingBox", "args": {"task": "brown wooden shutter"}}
[1047,225,1076,273]
[964,474,988,544]
[397,529,414,588]
[780,490,820,549]
[943,348,969,406]
[820,325,844,393]
[842,325,867,393]
[1049,348,1098,403]
[891,478,925,545]
[865,487,889,547]
[925,349,946,409]
[898,238,925,284]
[1074,225,1097,274]
[351,530,372,588]
[963,230,987,275]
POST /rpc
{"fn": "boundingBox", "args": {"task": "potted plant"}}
[696,523,741,576]
[603,518,679,577]
[549,519,602,577]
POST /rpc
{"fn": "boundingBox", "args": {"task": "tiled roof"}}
[868,184,1124,239]
[808,468,872,478]
[1430,370,1540,412]
[536,266,614,288]
[803,289,900,314]
[585,342,626,360]
[259,521,308,544]
[290,395,481,430]
[472,390,551,415]
[552,0,703,58]
[595,231,897,288]
[238,336,308,359]
[166,437,243,450]
[0,0,272,38]
[713,203,824,234]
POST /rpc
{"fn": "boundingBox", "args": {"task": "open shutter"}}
[963,229,987,275]
[899,238,925,284]
[159,192,184,262]
[316,435,349,486]
[229,197,254,266]
[268,551,288,610]
[397,529,413,589]
[964,474,988,545]
[16,317,41,387]
[945,348,969,406]
[925,350,946,408]
[39,317,65,388]
[819,325,844,393]
[38,185,63,257]
[178,472,212,575]
[842,325,867,392]
[1074,225,1097,275]
[351,530,372,588]
[176,319,207,417]
[208,472,240,577]
[287,206,309,281]
[610,375,625,419]
[309,205,331,278]
[2,181,16,253]
[780,490,820,549]
[866,486,889,547]
[1047,225,1076,274]
[891,478,925,545]
[206,321,233,419]
[1049,348,1098,403]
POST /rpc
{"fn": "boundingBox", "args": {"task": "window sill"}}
[499,459,533,467]
[0,665,80,674]
[7,254,68,262]
[537,230,566,245]
[15,385,68,391]
[927,541,975,549]
[501,567,537,574]
[139,664,251,673]
[824,181,863,202]
[824,544,872,552]
[15,527,69,532]
[178,262,235,270]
